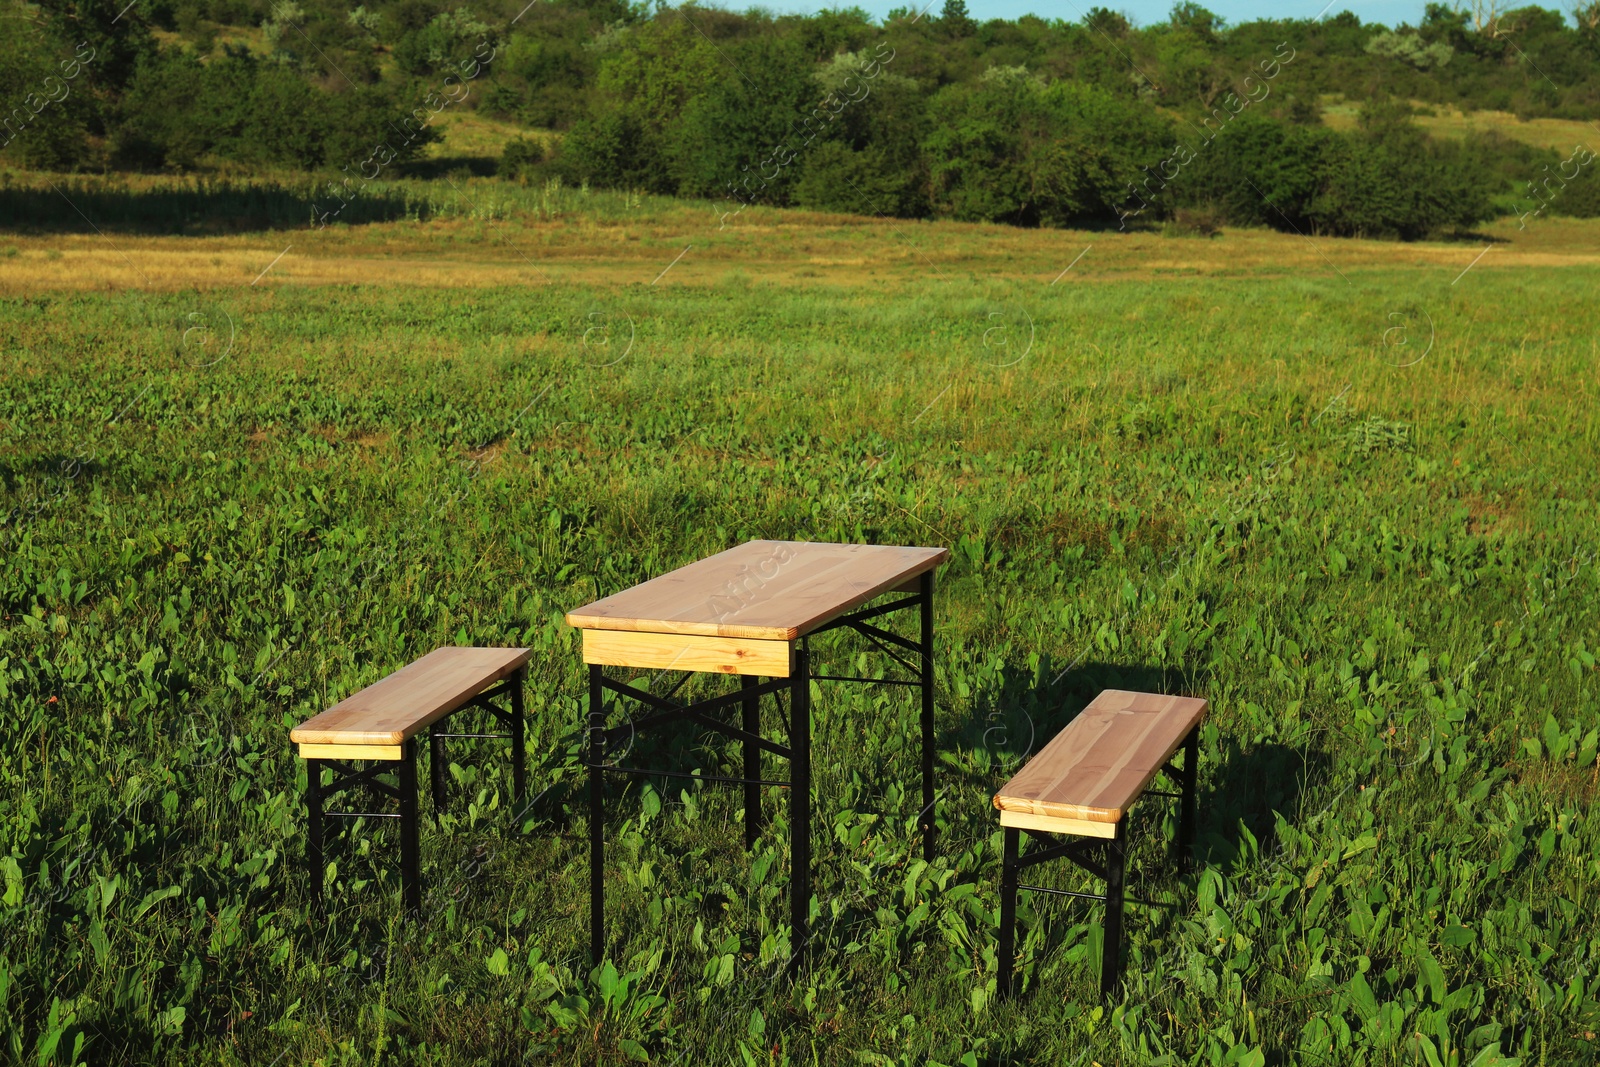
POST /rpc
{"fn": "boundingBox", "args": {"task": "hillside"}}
[3,0,1599,237]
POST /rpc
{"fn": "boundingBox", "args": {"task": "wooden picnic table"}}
[566,539,948,967]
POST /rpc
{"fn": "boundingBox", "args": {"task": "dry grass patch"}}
[3,208,1598,296]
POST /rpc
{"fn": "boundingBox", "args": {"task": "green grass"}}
[1,227,1599,1066]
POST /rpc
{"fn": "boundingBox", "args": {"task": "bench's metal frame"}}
[583,571,936,973]
[998,723,1198,999]
[303,666,527,916]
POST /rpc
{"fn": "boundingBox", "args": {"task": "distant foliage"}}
[496,136,543,184]
[1365,30,1455,69]
[1158,104,1496,239]
[392,7,493,77]
[923,73,1170,227]
[1,0,1594,236]
[109,50,438,171]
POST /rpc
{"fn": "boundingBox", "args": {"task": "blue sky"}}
[763,0,1440,30]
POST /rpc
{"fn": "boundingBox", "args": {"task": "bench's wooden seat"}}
[291,646,532,760]
[993,689,1207,839]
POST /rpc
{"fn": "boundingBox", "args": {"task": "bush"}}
[111,50,439,172]
[393,9,493,77]
[789,52,928,217]
[1162,109,1494,239]
[557,109,673,194]
[924,70,1172,226]
[1547,147,1600,217]
[498,138,544,184]
[793,143,918,216]
[0,34,99,171]
[669,35,817,203]
[1170,205,1224,236]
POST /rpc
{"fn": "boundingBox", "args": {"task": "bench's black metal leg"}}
[1178,727,1198,874]
[588,664,606,965]
[788,646,811,973]
[399,740,422,916]
[742,674,761,849]
[919,570,936,862]
[1101,818,1127,999]
[429,726,447,819]
[999,826,1019,999]
[306,758,324,916]
[511,665,527,807]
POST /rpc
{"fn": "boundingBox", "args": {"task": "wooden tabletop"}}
[290,646,533,747]
[566,540,949,642]
[993,690,1207,827]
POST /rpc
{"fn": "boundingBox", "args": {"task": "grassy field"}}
[2,181,1599,1066]
[1318,98,1600,153]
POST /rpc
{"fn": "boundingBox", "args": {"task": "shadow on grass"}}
[0,180,430,235]
[401,156,500,181]
[938,657,1193,796]
[949,657,1327,1007]
[0,452,107,490]
[947,656,1324,859]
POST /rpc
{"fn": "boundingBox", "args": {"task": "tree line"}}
[3,0,1598,238]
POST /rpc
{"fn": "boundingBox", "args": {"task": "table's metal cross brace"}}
[595,675,795,762]
[584,570,936,975]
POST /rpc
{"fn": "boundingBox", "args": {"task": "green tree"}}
[0,30,98,170]
[559,108,674,193]
[670,35,816,203]
[1083,7,1130,37]
[1365,29,1455,70]
[35,0,156,93]
[924,68,1171,226]
[793,52,928,217]
[794,142,918,216]
[1154,23,1228,107]
[1168,2,1221,40]
[940,0,976,38]
[1162,113,1327,228]
[392,7,493,77]
[113,50,212,169]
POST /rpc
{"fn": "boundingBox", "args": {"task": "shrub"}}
[498,138,544,184]
[669,35,817,203]
[793,143,919,217]
[557,109,673,195]
[393,8,493,77]
[1548,147,1600,217]
[924,69,1171,226]
[1171,205,1224,236]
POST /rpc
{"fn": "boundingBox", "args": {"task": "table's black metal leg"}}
[1177,727,1198,873]
[789,646,811,972]
[919,570,936,862]
[429,726,447,819]
[306,758,324,916]
[511,665,527,807]
[998,826,1019,999]
[742,674,761,850]
[1101,818,1127,999]
[399,740,422,916]
[588,663,606,964]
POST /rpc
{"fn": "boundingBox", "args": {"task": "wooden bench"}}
[993,689,1206,998]
[289,646,532,914]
